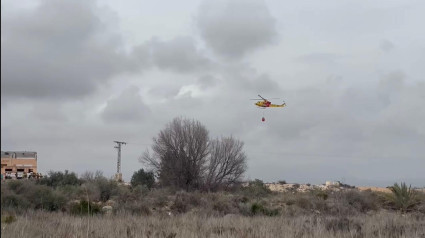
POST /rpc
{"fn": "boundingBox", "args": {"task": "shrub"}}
[287,192,329,214]
[250,202,279,216]
[148,188,172,207]
[250,202,264,215]
[237,203,251,216]
[234,195,249,204]
[325,217,351,233]
[117,201,151,216]
[241,179,272,198]
[314,190,329,200]
[278,180,287,185]
[295,196,312,210]
[171,195,189,213]
[81,176,120,202]
[113,185,133,204]
[131,169,155,189]
[326,190,380,216]
[24,185,67,211]
[132,185,150,197]
[265,207,280,216]
[2,215,17,224]
[80,182,101,202]
[1,194,30,210]
[153,194,169,208]
[57,185,81,200]
[285,199,295,206]
[212,196,236,215]
[97,178,118,202]
[171,191,202,213]
[2,181,67,212]
[7,180,24,192]
[132,203,151,216]
[69,200,102,215]
[38,170,81,188]
[343,190,378,213]
[416,192,425,213]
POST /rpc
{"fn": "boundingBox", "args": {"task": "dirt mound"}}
[357,186,391,193]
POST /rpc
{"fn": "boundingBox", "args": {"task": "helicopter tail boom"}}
[268,103,286,107]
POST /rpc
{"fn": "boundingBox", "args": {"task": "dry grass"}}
[2,179,425,237]
[2,210,425,238]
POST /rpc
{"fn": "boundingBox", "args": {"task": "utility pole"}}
[113,141,126,182]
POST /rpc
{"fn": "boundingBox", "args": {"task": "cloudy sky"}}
[2,0,425,186]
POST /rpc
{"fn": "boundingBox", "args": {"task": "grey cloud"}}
[101,86,150,123]
[31,102,68,122]
[149,36,212,73]
[148,86,180,99]
[1,104,157,178]
[131,43,153,68]
[196,0,277,58]
[380,39,395,52]
[242,79,425,185]
[377,71,406,107]
[377,80,425,136]
[1,0,139,101]
[378,71,405,92]
[288,1,414,38]
[296,53,342,65]
[267,77,425,157]
[197,75,217,89]
[250,74,282,93]
[223,65,282,94]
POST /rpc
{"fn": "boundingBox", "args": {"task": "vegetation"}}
[205,136,247,191]
[69,200,102,215]
[385,182,420,212]
[241,179,272,198]
[130,169,155,189]
[141,117,247,191]
[2,210,425,238]
[2,168,425,237]
[37,170,80,188]
[2,118,423,237]
[1,214,16,224]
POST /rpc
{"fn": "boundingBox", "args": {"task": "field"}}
[2,210,425,238]
[2,177,425,238]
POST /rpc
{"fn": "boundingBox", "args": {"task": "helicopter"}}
[251,95,286,121]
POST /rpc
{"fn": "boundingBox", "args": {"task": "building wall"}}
[1,151,38,176]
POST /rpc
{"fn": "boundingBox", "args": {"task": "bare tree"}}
[141,117,209,191]
[80,171,94,182]
[205,136,247,191]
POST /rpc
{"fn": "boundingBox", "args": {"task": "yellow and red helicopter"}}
[251,95,286,121]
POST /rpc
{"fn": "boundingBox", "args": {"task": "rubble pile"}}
[265,181,355,193]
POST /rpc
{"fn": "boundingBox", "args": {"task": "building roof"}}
[1,151,37,158]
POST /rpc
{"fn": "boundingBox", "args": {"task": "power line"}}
[125,141,151,146]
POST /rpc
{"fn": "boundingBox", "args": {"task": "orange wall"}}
[1,158,37,174]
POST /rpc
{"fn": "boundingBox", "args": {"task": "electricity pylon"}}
[114,141,126,182]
